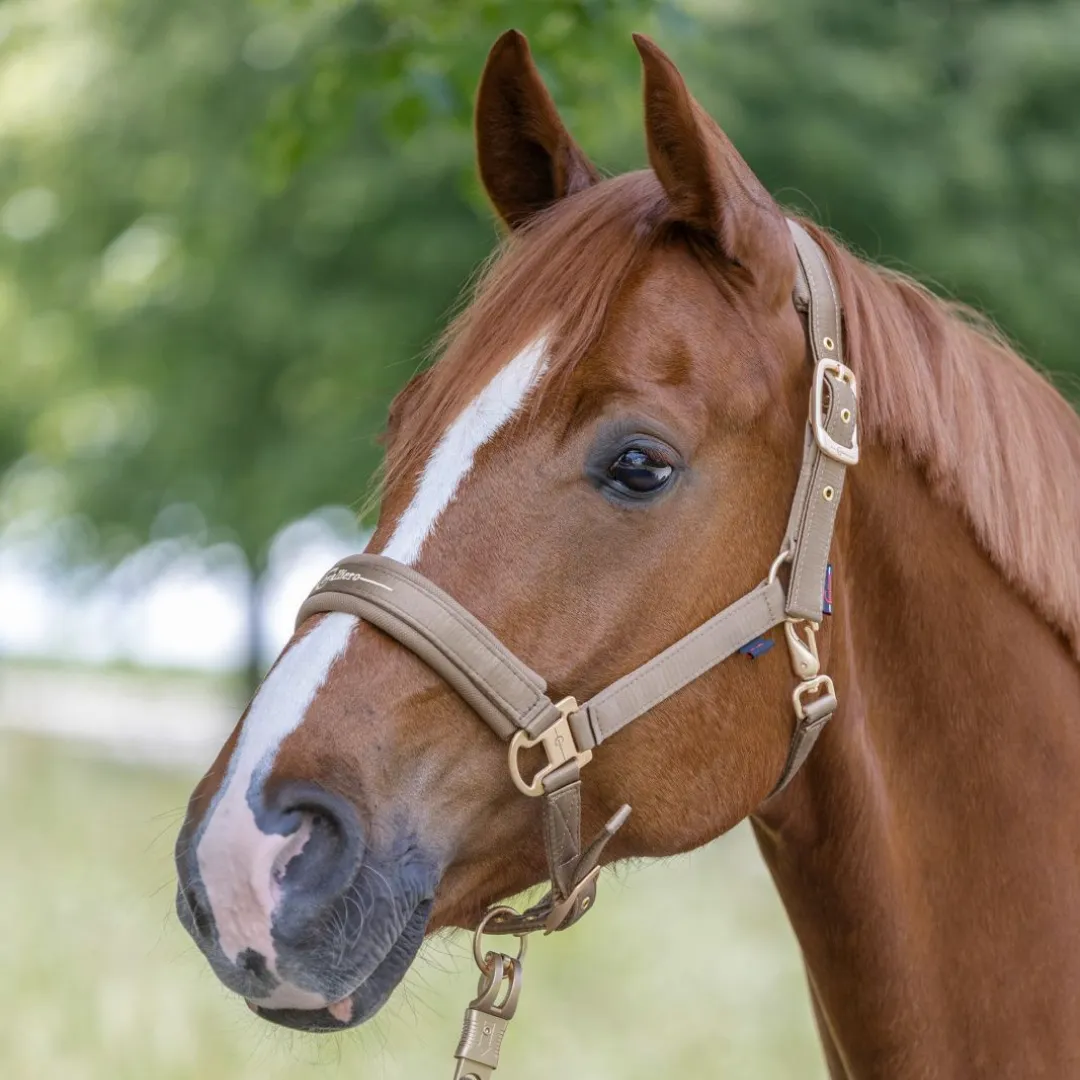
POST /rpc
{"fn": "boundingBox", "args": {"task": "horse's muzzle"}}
[175,780,439,1030]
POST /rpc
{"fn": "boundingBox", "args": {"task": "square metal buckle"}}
[508,698,592,798]
[811,357,859,465]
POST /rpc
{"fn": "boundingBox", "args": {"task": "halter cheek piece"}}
[297,222,857,938]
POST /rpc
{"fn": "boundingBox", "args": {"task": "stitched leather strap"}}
[298,560,788,755]
[297,555,562,740]
[784,373,855,621]
[485,800,631,936]
[789,222,843,374]
[771,692,837,795]
[784,221,857,622]
[566,578,786,751]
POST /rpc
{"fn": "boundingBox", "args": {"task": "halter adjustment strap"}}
[784,221,857,623]
[565,577,786,751]
[764,221,855,792]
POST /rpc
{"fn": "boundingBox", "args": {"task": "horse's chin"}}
[248,898,432,1032]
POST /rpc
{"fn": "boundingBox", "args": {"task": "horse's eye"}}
[607,447,674,494]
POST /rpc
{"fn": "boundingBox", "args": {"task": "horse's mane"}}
[801,221,1080,662]
[392,171,1080,659]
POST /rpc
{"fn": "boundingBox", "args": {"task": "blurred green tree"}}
[0,0,667,683]
[0,0,1077,682]
[671,0,1080,397]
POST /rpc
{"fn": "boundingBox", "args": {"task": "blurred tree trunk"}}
[245,562,267,701]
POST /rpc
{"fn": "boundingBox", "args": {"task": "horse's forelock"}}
[381,171,670,498]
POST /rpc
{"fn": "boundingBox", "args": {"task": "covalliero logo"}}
[316,566,394,592]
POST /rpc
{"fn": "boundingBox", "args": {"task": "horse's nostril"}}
[184,885,213,939]
[263,782,365,904]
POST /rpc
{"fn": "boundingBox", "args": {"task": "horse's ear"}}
[633,34,795,309]
[476,30,601,230]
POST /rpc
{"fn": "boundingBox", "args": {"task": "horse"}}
[174,30,1080,1078]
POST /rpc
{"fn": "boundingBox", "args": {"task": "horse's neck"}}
[754,448,1080,1080]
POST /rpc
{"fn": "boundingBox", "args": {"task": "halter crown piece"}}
[297,222,857,1077]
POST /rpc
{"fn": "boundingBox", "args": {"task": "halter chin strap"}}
[296,220,857,935]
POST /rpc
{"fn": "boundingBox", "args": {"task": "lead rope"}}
[452,907,528,1080]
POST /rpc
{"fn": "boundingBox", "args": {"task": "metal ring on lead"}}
[473,905,528,972]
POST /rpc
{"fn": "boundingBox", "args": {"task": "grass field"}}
[0,731,826,1079]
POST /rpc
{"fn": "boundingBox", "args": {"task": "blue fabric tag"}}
[739,635,775,659]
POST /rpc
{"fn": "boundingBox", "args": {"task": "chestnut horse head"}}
[177,31,1080,1073]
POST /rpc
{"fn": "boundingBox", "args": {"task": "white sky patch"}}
[379,336,549,566]
[0,510,367,674]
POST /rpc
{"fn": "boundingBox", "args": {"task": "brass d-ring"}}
[473,906,528,973]
[508,698,591,797]
[767,547,793,585]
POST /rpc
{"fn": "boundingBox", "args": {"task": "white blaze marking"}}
[194,337,548,1008]
[196,612,355,989]
[380,336,549,565]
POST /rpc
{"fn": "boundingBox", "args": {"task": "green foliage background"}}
[2,4,1079,1076]
[2,0,1078,635]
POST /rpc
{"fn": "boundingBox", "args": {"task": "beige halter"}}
[296,221,857,938]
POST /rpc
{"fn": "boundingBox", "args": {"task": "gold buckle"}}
[508,697,592,798]
[792,674,835,720]
[543,865,601,934]
[811,358,859,465]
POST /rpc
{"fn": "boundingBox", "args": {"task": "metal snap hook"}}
[783,619,820,681]
[454,907,529,1080]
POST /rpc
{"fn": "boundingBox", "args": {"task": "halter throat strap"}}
[296,221,856,933]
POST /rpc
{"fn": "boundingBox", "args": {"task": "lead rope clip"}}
[452,906,528,1080]
[783,618,835,719]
